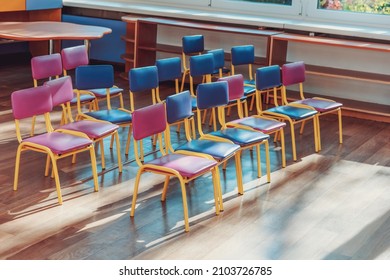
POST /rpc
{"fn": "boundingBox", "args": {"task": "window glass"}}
[318,0,390,15]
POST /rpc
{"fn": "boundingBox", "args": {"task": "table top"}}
[0,21,112,41]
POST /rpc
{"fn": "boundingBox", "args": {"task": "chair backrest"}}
[256,65,282,91]
[11,85,53,120]
[231,45,255,66]
[61,45,89,73]
[218,74,244,101]
[165,90,193,124]
[31,53,63,86]
[207,48,225,70]
[182,35,204,54]
[129,65,159,92]
[44,76,74,107]
[156,57,182,82]
[75,65,114,90]
[189,53,215,77]
[282,61,306,86]
[196,81,229,110]
[132,102,167,141]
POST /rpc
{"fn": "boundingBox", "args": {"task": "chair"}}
[130,102,221,232]
[165,90,243,195]
[220,74,287,168]
[180,34,204,91]
[155,56,182,101]
[31,53,96,127]
[11,85,99,205]
[195,81,272,187]
[61,45,124,110]
[75,65,133,156]
[258,65,321,161]
[45,76,123,172]
[282,61,343,145]
[207,48,230,78]
[129,65,159,112]
[230,45,257,110]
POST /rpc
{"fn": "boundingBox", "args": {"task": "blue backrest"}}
[75,65,114,90]
[196,81,229,110]
[256,65,282,91]
[156,57,182,82]
[190,53,215,77]
[231,45,255,66]
[129,65,159,92]
[165,90,193,124]
[207,49,225,69]
[182,35,204,54]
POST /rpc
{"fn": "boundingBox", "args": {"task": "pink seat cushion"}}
[294,98,343,113]
[59,120,119,139]
[146,154,217,178]
[89,87,123,97]
[228,117,286,133]
[23,132,92,154]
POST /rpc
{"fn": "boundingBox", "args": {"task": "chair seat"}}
[244,79,255,86]
[176,139,240,161]
[59,120,119,139]
[85,109,132,124]
[294,98,343,113]
[267,105,317,120]
[70,94,96,105]
[228,117,286,133]
[209,128,269,147]
[243,85,255,96]
[146,154,217,178]
[23,132,92,154]
[89,87,123,97]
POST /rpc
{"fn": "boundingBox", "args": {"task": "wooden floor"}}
[0,54,389,260]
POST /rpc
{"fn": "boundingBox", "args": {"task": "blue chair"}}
[130,102,221,232]
[195,81,272,187]
[282,61,343,145]
[258,65,321,161]
[207,48,230,78]
[129,65,159,112]
[75,65,133,155]
[181,34,205,91]
[165,90,243,195]
[155,56,182,101]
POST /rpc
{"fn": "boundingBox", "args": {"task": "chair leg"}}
[49,156,63,205]
[290,122,297,161]
[178,178,190,232]
[88,146,99,192]
[256,144,262,178]
[30,116,36,136]
[125,127,132,156]
[234,151,244,195]
[130,168,144,217]
[13,146,22,191]
[213,167,223,212]
[265,140,271,183]
[338,109,343,144]
[300,120,306,135]
[211,168,221,215]
[161,175,170,201]
[99,140,106,170]
[280,128,286,168]
[114,131,123,173]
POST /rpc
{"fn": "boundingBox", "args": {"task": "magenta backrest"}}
[45,76,74,107]
[218,74,244,101]
[282,61,306,86]
[132,103,167,140]
[61,45,89,71]
[31,53,63,80]
[11,85,53,119]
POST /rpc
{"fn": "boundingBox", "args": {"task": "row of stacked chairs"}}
[10,36,343,232]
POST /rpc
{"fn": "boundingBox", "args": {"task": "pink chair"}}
[31,53,96,126]
[45,76,123,172]
[11,85,99,204]
[130,102,221,232]
[61,45,124,110]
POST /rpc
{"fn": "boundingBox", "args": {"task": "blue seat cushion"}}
[89,87,123,97]
[85,109,132,124]
[267,106,317,120]
[175,139,239,161]
[209,128,269,147]
[243,85,255,96]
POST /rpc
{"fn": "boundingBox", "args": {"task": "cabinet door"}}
[0,0,26,12]
[26,0,62,10]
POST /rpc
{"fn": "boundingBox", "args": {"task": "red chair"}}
[61,45,124,110]
[282,61,343,145]
[130,102,221,232]
[45,76,123,172]
[11,85,99,205]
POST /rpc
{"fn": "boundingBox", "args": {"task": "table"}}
[0,21,112,54]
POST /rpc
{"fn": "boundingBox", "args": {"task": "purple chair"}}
[282,61,343,145]
[45,76,123,172]
[61,45,124,110]
[220,74,287,167]
[130,102,221,232]
[11,85,99,205]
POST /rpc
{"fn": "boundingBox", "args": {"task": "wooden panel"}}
[0,0,26,12]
